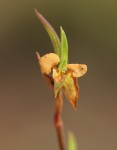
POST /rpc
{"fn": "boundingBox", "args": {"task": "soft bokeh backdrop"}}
[0,0,117,150]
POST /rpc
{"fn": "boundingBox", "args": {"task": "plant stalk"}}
[54,91,66,150]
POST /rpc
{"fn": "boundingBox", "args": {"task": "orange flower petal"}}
[36,52,60,74]
[67,64,87,77]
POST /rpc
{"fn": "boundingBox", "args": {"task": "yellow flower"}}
[35,9,87,110]
[36,52,87,110]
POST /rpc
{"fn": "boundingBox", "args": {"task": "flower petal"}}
[67,64,87,77]
[36,52,60,74]
[62,75,79,110]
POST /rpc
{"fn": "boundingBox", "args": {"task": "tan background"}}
[0,0,117,150]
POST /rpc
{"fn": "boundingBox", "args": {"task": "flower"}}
[35,9,87,110]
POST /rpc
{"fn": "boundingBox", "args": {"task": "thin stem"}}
[54,92,66,150]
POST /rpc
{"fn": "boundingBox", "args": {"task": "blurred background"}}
[0,0,117,150]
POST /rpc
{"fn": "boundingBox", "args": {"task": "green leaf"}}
[68,132,77,150]
[35,9,61,56]
[58,27,68,71]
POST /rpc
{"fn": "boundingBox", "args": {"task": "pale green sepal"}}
[68,132,77,150]
[58,27,68,71]
[62,74,78,110]
[54,75,68,98]
[35,9,61,56]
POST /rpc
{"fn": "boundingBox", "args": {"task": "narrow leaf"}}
[68,132,77,150]
[58,27,68,71]
[35,9,61,56]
